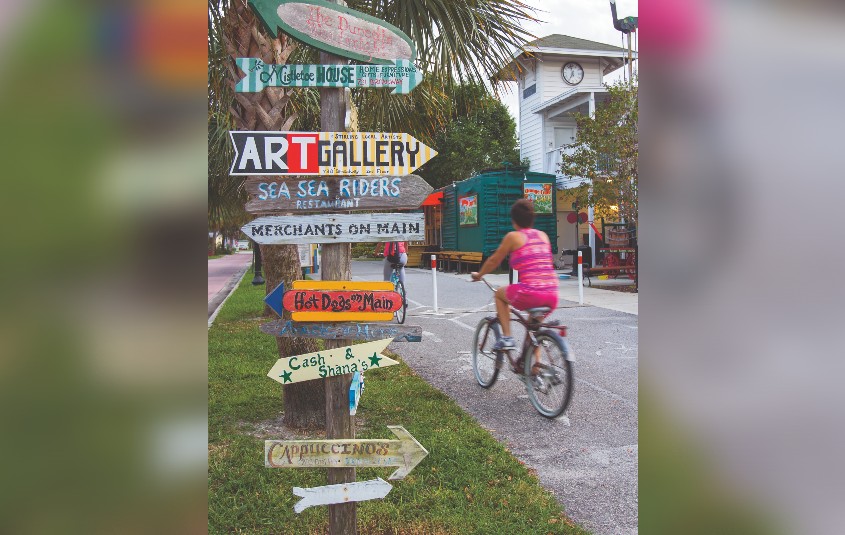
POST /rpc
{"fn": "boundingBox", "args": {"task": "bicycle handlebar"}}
[474,276,497,293]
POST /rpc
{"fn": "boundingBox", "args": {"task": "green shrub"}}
[351,242,379,258]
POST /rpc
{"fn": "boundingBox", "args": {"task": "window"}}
[522,84,536,99]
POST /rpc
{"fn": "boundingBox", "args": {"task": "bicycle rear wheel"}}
[472,318,502,388]
[525,332,573,418]
[394,279,406,324]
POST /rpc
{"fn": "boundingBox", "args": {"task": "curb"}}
[208,265,250,327]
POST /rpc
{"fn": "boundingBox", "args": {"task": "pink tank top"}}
[509,229,557,291]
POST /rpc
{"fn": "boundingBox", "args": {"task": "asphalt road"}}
[352,260,638,535]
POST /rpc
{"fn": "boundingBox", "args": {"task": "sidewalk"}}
[479,271,638,316]
[208,252,252,319]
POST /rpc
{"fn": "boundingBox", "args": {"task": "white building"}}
[496,34,635,261]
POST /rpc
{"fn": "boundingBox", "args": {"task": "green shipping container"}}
[441,169,558,259]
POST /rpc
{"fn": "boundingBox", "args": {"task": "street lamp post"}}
[251,240,265,285]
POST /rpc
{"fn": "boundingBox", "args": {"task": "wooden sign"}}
[243,212,424,245]
[229,131,436,177]
[265,425,428,480]
[267,338,397,385]
[244,175,433,214]
[348,371,364,416]
[248,0,415,65]
[261,320,422,342]
[293,478,392,513]
[236,58,422,94]
[265,280,399,321]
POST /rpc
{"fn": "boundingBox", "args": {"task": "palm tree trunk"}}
[261,244,325,428]
[224,0,322,429]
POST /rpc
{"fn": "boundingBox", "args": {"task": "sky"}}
[497,0,639,131]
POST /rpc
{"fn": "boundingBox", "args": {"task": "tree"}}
[558,80,638,226]
[416,84,521,189]
[208,0,538,428]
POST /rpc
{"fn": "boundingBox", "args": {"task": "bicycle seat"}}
[526,307,551,317]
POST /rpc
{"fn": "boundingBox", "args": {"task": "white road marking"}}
[575,378,635,407]
[422,331,443,343]
[613,322,638,330]
[604,341,637,355]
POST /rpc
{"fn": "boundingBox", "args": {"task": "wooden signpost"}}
[248,0,416,64]
[244,174,432,214]
[243,212,424,245]
[261,319,422,342]
[265,280,400,321]
[293,478,392,513]
[241,1,434,530]
[267,338,398,385]
[229,131,436,176]
[236,58,423,94]
[265,425,428,480]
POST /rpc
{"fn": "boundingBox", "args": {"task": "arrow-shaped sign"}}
[267,338,397,385]
[236,58,422,94]
[244,212,425,245]
[229,131,436,177]
[248,0,416,65]
[264,280,399,321]
[266,425,428,479]
[293,477,392,513]
[264,281,286,318]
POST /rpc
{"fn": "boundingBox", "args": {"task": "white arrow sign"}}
[292,477,392,513]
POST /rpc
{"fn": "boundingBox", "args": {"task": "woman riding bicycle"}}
[471,199,558,351]
[377,241,407,285]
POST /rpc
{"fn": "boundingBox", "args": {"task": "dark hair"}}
[510,199,535,228]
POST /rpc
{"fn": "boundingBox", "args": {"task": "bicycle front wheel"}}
[394,279,406,324]
[525,332,573,418]
[472,318,501,388]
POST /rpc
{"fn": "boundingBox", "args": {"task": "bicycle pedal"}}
[532,376,550,394]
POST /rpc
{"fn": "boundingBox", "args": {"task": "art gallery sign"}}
[229,131,436,176]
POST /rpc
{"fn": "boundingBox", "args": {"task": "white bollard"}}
[577,251,584,305]
[431,255,439,313]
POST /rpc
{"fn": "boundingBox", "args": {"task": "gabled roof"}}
[493,34,631,82]
[524,34,626,53]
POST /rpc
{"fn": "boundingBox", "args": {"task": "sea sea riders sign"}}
[244,174,432,213]
[229,131,436,176]
[248,0,415,64]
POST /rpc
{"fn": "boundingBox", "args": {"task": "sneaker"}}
[493,336,516,352]
[532,375,549,394]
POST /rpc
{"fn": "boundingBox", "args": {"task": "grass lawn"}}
[208,254,224,260]
[209,269,589,534]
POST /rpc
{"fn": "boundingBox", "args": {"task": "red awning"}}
[421,191,444,206]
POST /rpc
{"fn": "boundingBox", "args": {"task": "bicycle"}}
[389,262,407,324]
[471,278,574,418]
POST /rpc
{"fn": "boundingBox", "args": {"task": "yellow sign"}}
[267,338,398,385]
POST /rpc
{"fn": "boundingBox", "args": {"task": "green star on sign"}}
[369,352,383,367]
[280,370,293,383]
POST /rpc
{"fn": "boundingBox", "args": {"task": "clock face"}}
[562,62,584,85]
